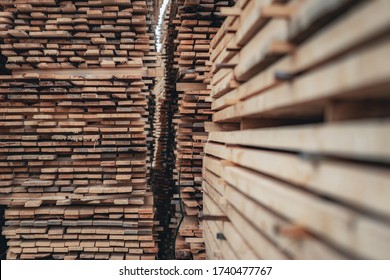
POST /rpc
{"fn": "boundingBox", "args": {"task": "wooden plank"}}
[223,166,390,259]
[234,19,289,81]
[205,145,390,218]
[214,39,390,122]
[209,119,390,162]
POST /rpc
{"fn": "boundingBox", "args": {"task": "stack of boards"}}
[152,0,164,25]
[0,205,5,259]
[165,0,232,260]
[0,4,7,74]
[150,8,187,259]
[0,0,159,260]
[204,0,390,259]
[151,18,173,258]
[0,0,158,72]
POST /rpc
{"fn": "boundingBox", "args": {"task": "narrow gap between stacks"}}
[0,205,7,260]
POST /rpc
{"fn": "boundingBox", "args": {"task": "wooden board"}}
[204,0,390,260]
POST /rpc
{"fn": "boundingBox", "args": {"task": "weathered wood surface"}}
[165,0,232,260]
[204,0,390,260]
[0,0,159,260]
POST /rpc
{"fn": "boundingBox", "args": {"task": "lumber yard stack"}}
[0,5,8,74]
[204,0,390,259]
[0,4,9,260]
[165,0,235,260]
[152,0,164,24]
[151,10,175,259]
[151,59,170,259]
[0,74,157,260]
[0,0,157,71]
[0,0,159,260]
[0,206,5,259]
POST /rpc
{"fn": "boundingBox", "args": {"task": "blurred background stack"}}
[0,0,160,260]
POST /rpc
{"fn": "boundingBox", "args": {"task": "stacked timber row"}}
[162,2,181,259]
[0,205,5,259]
[0,0,157,71]
[0,5,9,74]
[0,4,8,260]
[166,0,233,260]
[0,0,159,259]
[204,0,390,259]
[152,6,175,259]
[152,0,164,24]
[151,11,174,259]
[0,74,157,260]
[151,59,169,258]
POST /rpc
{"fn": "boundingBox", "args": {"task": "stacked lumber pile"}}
[164,1,177,259]
[151,7,184,259]
[204,0,390,259]
[0,0,155,71]
[165,0,233,260]
[151,60,170,258]
[152,0,164,24]
[0,0,159,260]
[3,205,156,260]
[0,74,151,206]
[0,206,5,259]
[0,5,8,259]
[0,5,9,74]
[0,74,157,259]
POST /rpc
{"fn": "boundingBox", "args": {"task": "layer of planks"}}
[0,4,7,260]
[0,0,158,73]
[0,74,157,260]
[3,205,155,260]
[165,0,234,259]
[0,5,8,74]
[0,206,5,259]
[204,0,390,259]
[0,0,159,260]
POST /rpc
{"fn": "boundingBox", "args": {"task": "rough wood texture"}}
[164,0,234,260]
[204,0,390,260]
[150,12,174,259]
[0,0,158,260]
[0,0,158,71]
[1,0,390,261]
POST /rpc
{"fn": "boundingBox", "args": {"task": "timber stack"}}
[0,0,158,72]
[0,4,9,74]
[0,0,389,261]
[203,0,390,259]
[151,9,173,259]
[0,0,159,259]
[165,0,234,260]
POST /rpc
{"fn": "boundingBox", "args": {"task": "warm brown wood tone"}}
[204,0,390,260]
[164,0,234,260]
[0,0,159,260]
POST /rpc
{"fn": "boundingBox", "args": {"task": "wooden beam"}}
[209,119,390,162]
